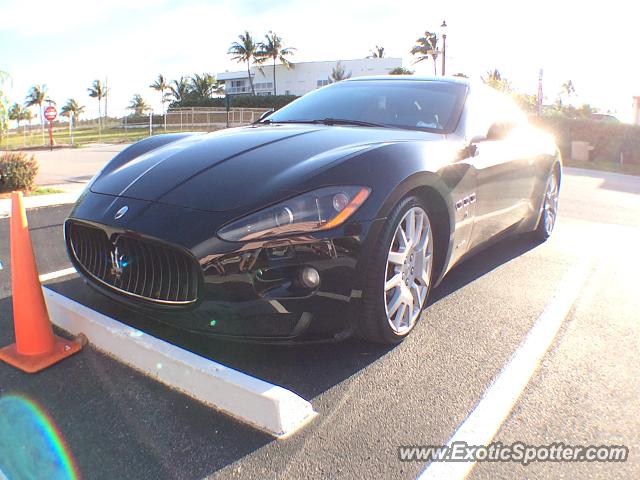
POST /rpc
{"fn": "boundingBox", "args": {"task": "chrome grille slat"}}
[67,222,198,305]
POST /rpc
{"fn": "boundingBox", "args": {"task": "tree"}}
[87,79,109,135]
[150,74,169,115]
[24,84,49,142]
[9,103,25,128]
[0,71,9,141]
[328,62,351,83]
[60,99,85,127]
[558,80,576,106]
[256,31,295,96]
[228,31,259,95]
[189,73,223,101]
[410,31,439,75]
[127,94,151,116]
[168,77,190,103]
[482,69,512,92]
[368,45,385,58]
[389,67,414,75]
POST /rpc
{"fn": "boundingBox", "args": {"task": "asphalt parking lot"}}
[0,167,638,479]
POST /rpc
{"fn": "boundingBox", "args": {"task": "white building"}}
[218,57,402,97]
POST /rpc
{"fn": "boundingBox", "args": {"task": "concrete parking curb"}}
[0,191,82,218]
[42,287,317,438]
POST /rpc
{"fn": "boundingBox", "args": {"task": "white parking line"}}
[418,258,593,480]
[38,267,77,283]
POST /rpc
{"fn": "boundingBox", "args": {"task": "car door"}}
[464,88,533,250]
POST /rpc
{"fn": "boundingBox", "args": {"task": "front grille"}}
[66,221,199,305]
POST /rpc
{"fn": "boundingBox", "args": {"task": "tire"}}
[532,168,560,241]
[358,195,435,344]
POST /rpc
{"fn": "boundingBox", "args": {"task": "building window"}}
[317,79,330,87]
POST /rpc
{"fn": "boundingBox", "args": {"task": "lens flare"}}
[0,395,80,480]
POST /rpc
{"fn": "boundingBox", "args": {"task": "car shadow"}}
[46,232,541,401]
[34,232,542,479]
[429,233,542,305]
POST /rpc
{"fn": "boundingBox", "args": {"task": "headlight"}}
[218,186,370,241]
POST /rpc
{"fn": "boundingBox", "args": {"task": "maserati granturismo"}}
[65,77,560,344]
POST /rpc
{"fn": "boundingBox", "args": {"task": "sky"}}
[1,0,638,122]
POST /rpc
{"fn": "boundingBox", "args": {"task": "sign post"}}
[44,106,57,150]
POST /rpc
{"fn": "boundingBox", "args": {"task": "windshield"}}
[266,80,467,133]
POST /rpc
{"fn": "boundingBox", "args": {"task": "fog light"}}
[300,267,320,289]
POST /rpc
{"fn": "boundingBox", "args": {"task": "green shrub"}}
[0,151,39,193]
[171,94,299,110]
[530,116,640,164]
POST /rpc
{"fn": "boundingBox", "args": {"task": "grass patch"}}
[1,125,216,150]
[28,186,66,196]
[564,158,640,177]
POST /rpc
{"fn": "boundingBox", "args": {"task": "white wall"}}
[219,58,402,96]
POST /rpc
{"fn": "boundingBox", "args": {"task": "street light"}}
[440,20,448,76]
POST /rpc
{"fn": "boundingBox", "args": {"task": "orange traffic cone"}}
[0,191,81,373]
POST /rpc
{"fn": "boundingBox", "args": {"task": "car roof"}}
[344,75,472,86]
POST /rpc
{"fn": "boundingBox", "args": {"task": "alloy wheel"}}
[384,206,433,334]
[543,171,559,235]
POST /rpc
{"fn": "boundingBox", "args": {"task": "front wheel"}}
[358,196,434,344]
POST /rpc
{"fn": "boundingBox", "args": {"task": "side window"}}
[464,91,499,141]
[465,87,525,141]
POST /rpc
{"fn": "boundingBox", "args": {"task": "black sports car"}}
[65,77,560,344]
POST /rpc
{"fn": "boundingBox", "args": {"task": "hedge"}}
[170,95,299,110]
[530,116,640,164]
[0,151,39,193]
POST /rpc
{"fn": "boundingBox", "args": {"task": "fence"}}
[1,108,273,149]
[164,107,271,130]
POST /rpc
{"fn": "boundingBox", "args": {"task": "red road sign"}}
[44,106,57,122]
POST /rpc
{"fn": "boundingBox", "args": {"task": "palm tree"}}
[0,70,9,141]
[328,62,351,83]
[559,80,576,106]
[25,84,48,142]
[168,77,190,104]
[87,79,109,134]
[9,103,25,127]
[127,94,151,116]
[410,32,439,75]
[228,31,259,95]
[189,73,223,101]
[368,45,385,58]
[482,69,512,92]
[256,31,296,95]
[60,99,85,127]
[150,74,169,129]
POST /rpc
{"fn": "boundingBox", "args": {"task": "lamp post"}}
[440,20,448,76]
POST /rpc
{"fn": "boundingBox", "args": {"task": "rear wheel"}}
[533,168,559,241]
[358,196,434,344]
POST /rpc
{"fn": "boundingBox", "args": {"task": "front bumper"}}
[65,191,384,343]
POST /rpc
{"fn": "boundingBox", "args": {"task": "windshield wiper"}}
[257,118,388,128]
[312,118,388,128]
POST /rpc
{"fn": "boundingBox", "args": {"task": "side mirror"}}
[487,121,516,140]
[469,134,487,144]
[254,108,275,124]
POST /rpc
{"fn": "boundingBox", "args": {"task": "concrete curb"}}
[0,191,82,218]
[43,287,317,438]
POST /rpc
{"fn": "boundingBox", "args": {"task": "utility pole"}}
[104,76,108,122]
[537,69,543,117]
[440,21,448,76]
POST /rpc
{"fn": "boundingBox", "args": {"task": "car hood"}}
[91,124,440,212]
